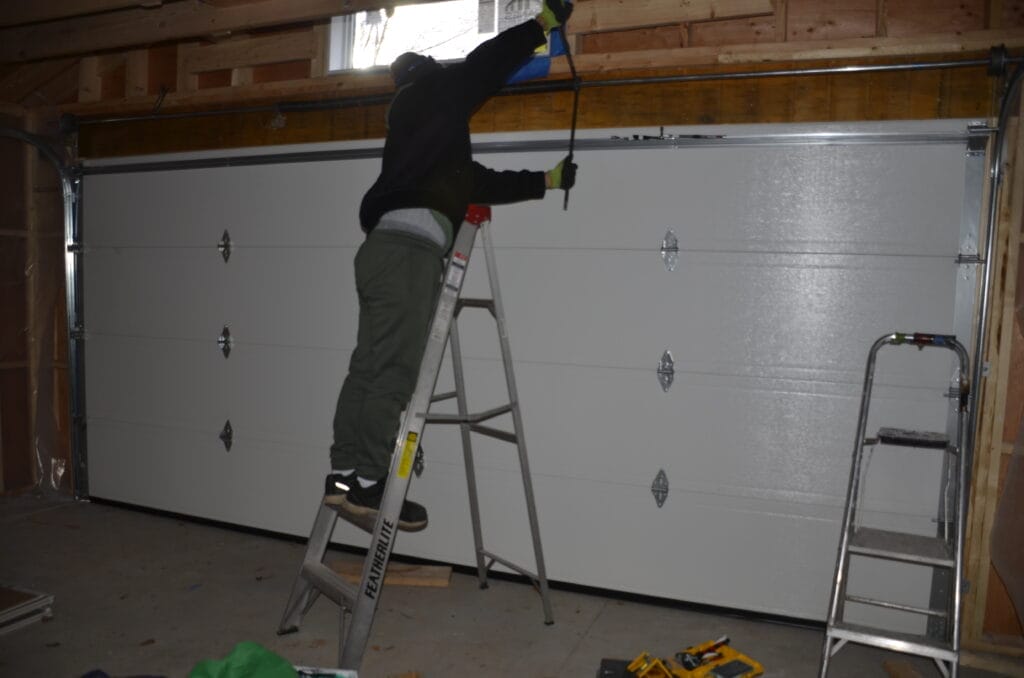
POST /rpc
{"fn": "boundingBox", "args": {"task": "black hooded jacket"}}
[359,20,549,233]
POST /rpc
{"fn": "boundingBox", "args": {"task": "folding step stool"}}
[820,332,971,678]
[278,205,554,671]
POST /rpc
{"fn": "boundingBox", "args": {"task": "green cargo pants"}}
[330,229,443,479]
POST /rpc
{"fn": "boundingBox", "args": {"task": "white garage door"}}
[80,120,985,628]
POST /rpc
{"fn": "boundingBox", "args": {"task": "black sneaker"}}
[324,471,355,506]
[337,479,428,533]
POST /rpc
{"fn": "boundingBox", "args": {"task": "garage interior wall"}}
[0,0,1023,668]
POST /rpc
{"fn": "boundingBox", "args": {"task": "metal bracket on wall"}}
[651,469,669,508]
[218,325,232,358]
[218,230,232,262]
[657,350,675,392]
[661,229,679,272]
[220,420,233,451]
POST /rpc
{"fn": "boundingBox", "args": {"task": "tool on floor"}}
[598,636,763,678]
[820,332,971,678]
[278,206,553,671]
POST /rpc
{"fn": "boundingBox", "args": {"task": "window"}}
[328,0,542,72]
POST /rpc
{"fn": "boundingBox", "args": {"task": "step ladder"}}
[820,332,971,678]
[277,205,554,671]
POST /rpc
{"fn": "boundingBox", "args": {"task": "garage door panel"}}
[222,343,348,449]
[221,247,358,349]
[216,161,373,247]
[84,171,238,248]
[84,163,371,248]
[483,144,964,256]
[86,334,226,433]
[82,122,979,624]
[415,360,949,520]
[85,247,229,340]
[454,248,957,387]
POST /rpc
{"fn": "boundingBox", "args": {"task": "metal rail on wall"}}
[0,128,86,499]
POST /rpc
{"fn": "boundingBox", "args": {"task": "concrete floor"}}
[0,494,1010,678]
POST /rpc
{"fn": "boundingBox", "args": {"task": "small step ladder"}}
[820,332,971,678]
[278,205,554,671]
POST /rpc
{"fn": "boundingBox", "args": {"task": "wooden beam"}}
[125,49,149,98]
[310,23,328,78]
[79,55,124,103]
[0,1,164,29]
[570,0,774,34]
[0,0,447,64]
[774,0,788,43]
[549,28,1024,73]
[180,31,320,76]
[60,27,1019,117]
[330,560,452,587]
[0,60,79,105]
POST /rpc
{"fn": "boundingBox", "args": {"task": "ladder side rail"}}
[278,503,342,633]
[948,337,970,657]
[821,333,896,678]
[449,313,490,587]
[834,334,894,620]
[480,224,554,625]
[340,222,482,670]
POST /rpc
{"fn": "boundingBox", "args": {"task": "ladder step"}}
[426,403,513,425]
[844,594,949,618]
[848,528,954,567]
[301,562,358,608]
[826,621,956,663]
[875,427,949,449]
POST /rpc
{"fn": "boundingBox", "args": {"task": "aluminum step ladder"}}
[820,332,971,678]
[278,205,554,671]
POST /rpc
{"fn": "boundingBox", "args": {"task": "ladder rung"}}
[875,427,949,449]
[426,403,513,425]
[431,391,457,403]
[456,298,495,315]
[301,562,358,608]
[480,549,540,583]
[844,594,949,618]
[826,621,956,663]
[848,528,955,567]
[471,424,518,444]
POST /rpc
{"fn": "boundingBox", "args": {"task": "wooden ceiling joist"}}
[0,0,445,64]
[0,59,79,105]
[0,1,165,29]
[568,0,775,35]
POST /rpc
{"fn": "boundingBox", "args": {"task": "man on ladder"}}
[325,0,578,532]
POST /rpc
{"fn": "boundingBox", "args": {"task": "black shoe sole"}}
[334,495,428,533]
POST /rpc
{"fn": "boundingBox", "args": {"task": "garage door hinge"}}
[657,350,675,392]
[651,469,669,508]
[956,253,983,265]
[218,230,232,262]
[661,229,679,272]
[219,420,233,451]
[218,325,233,358]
